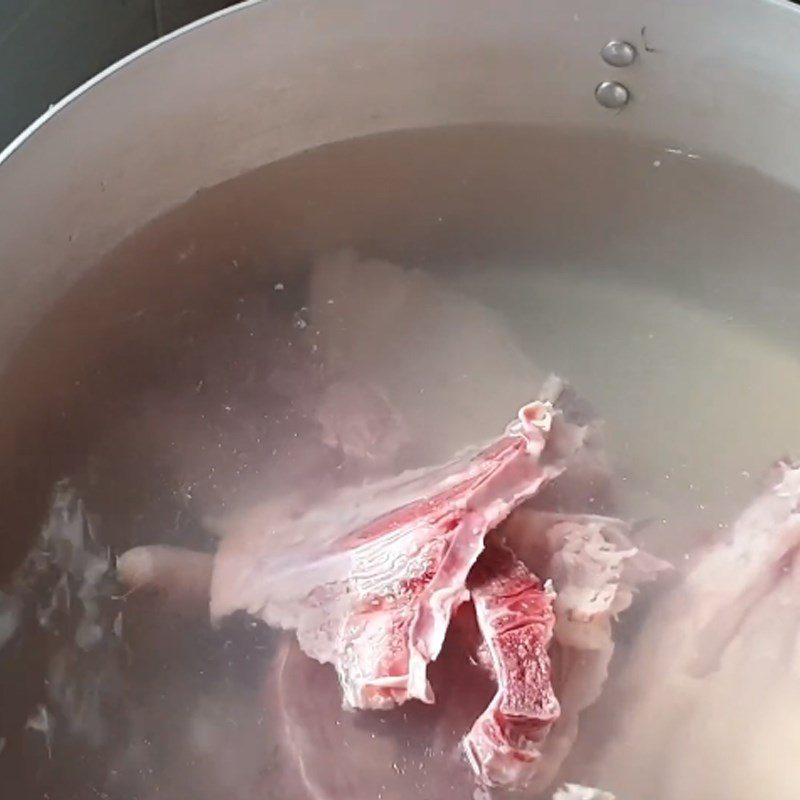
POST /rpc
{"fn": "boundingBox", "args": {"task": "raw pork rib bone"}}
[211,383,587,709]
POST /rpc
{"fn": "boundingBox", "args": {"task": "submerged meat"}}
[315,379,407,463]
[117,545,213,613]
[463,543,559,788]
[675,458,800,676]
[117,501,662,797]
[306,251,544,465]
[115,372,666,796]
[505,511,668,648]
[205,373,666,794]
[501,510,669,792]
[268,361,408,467]
[596,459,800,800]
[211,393,587,709]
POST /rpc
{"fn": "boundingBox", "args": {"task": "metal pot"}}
[2,0,800,797]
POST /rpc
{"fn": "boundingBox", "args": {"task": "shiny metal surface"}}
[600,40,637,67]
[594,80,631,109]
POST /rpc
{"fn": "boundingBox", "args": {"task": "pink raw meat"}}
[315,379,408,464]
[463,542,560,789]
[269,360,408,466]
[499,510,669,793]
[113,375,669,797]
[676,458,800,676]
[596,459,800,800]
[211,389,587,710]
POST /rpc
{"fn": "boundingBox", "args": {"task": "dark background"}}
[0,0,237,150]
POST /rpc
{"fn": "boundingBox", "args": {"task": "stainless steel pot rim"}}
[4,0,800,173]
[0,0,263,169]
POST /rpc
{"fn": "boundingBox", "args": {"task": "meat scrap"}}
[504,511,668,792]
[211,388,587,710]
[464,542,559,788]
[505,511,670,651]
[464,512,667,792]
